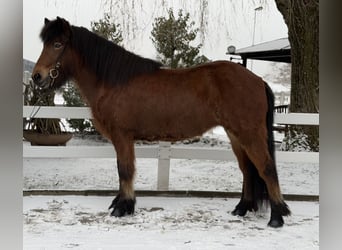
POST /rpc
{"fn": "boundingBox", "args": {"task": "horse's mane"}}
[40,18,162,86]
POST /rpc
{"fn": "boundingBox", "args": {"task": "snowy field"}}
[24,196,318,250]
[23,128,319,249]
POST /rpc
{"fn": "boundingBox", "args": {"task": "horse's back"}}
[159,60,266,98]
[159,60,268,123]
[165,60,269,136]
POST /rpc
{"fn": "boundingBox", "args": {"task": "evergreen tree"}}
[91,13,123,44]
[151,8,209,68]
[62,82,94,133]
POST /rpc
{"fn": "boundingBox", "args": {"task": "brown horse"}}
[32,17,290,227]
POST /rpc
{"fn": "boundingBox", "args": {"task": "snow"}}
[23,131,319,249]
[24,196,318,250]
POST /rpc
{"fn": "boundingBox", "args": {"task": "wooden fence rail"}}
[23,106,319,125]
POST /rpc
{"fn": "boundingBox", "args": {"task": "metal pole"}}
[252,6,263,46]
[251,6,263,71]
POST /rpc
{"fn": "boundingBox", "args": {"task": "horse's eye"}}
[54,42,63,49]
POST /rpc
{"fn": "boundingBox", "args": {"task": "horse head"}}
[32,17,73,90]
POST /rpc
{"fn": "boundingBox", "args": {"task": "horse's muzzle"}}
[31,72,53,90]
[32,72,42,84]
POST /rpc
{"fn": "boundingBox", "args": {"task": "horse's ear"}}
[44,18,50,25]
[56,16,72,38]
[56,16,69,27]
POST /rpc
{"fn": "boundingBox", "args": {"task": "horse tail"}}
[264,81,275,162]
[250,82,275,209]
[249,159,268,210]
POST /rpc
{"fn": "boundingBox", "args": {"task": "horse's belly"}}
[132,110,217,141]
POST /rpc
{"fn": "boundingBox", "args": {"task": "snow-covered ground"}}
[23,129,319,249]
[24,196,318,250]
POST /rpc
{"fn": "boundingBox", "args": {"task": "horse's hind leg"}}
[227,132,266,216]
[108,133,136,217]
[242,132,291,227]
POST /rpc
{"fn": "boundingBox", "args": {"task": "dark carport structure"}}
[228,37,291,67]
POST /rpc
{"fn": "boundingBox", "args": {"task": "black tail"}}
[264,82,275,161]
[247,158,269,210]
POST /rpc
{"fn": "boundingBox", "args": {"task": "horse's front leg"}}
[109,134,136,217]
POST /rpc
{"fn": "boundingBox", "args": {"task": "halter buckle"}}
[49,67,59,79]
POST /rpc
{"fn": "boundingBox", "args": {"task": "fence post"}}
[157,141,171,191]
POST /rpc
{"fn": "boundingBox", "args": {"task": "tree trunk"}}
[275,0,319,151]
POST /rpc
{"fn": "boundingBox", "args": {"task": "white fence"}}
[23,105,319,191]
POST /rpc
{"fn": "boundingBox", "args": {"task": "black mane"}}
[40,18,162,86]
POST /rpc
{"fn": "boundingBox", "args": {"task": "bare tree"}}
[151,8,208,68]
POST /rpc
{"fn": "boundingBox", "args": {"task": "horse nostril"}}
[32,73,42,83]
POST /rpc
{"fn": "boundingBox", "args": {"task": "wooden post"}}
[157,141,171,191]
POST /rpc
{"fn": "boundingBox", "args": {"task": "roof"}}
[231,37,291,64]
[236,38,290,53]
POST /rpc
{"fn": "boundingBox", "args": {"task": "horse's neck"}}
[72,68,103,107]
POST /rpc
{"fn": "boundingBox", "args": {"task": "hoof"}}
[231,207,247,216]
[268,217,284,228]
[267,200,290,227]
[109,194,136,217]
[232,200,257,216]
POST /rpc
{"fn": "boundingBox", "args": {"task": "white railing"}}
[23,105,319,191]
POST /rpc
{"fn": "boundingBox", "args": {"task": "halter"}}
[48,42,68,88]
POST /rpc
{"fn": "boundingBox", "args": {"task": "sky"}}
[23,0,288,78]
